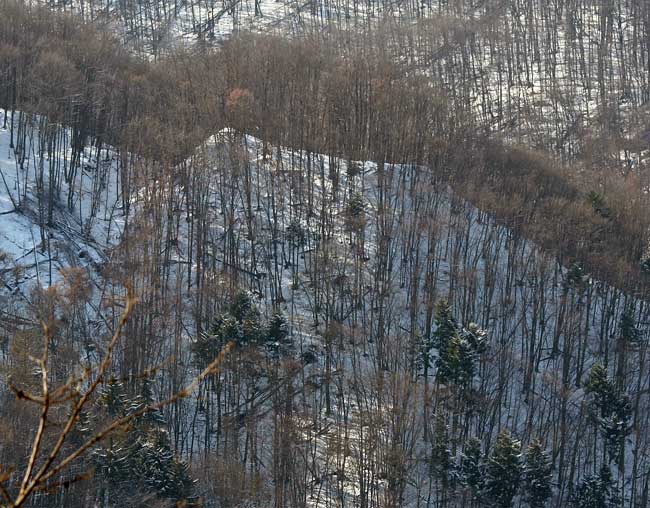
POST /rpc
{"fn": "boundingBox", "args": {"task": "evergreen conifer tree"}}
[571,465,619,508]
[431,301,487,389]
[459,437,484,501]
[432,299,456,351]
[618,308,640,346]
[585,364,631,465]
[92,381,195,506]
[523,439,553,508]
[483,430,523,508]
[430,412,453,489]
[436,335,476,387]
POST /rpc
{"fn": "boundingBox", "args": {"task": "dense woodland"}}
[0,0,650,507]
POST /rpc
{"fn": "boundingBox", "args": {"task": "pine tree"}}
[137,428,194,501]
[345,191,365,219]
[522,439,553,508]
[482,430,523,508]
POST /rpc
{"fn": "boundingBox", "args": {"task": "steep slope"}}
[0,111,123,304]
[1,108,649,505]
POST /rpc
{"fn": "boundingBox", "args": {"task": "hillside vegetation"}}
[1,1,650,508]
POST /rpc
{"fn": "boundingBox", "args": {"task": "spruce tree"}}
[432,302,487,389]
[459,437,484,501]
[268,311,289,343]
[192,291,267,363]
[462,322,488,355]
[265,311,293,357]
[436,334,475,387]
[229,291,256,322]
[571,465,619,508]
[618,308,640,346]
[430,412,453,489]
[482,430,523,508]
[523,439,553,508]
[419,299,456,377]
[344,191,366,232]
[565,262,589,291]
[432,299,457,351]
[585,364,631,465]
[586,365,614,418]
[92,381,196,506]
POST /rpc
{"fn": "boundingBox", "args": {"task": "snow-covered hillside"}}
[0,110,124,307]
[2,106,649,505]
